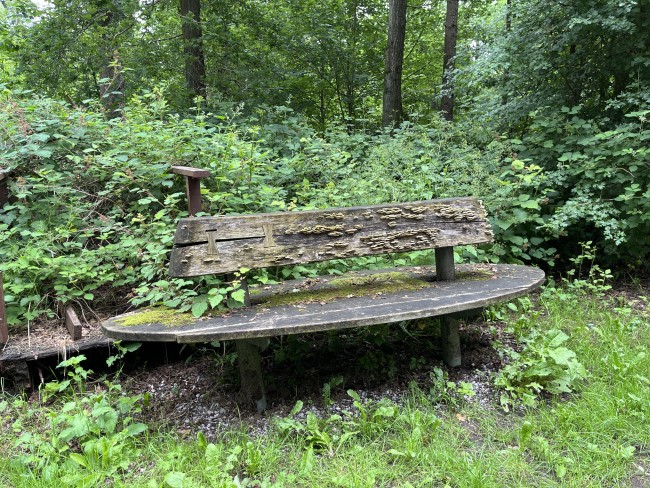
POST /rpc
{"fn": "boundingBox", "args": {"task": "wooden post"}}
[64,305,83,341]
[440,316,461,367]
[236,338,269,413]
[435,246,455,281]
[0,271,7,344]
[435,247,461,367]
[171,166,211,217]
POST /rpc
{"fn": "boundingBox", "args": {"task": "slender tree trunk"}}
[98,9,124,119]
[440,0,459,121]
[501,0,511,106]
[180,0,206,99]
[99,51,125,119]
[382,0,407,128]
[346,0,358,132]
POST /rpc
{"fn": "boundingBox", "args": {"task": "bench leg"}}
[441,315,461,367]
[235,338,269,413]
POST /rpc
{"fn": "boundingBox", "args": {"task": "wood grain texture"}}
[171,165,211,178]
[170,198,492,276]
[64,305,83,341]
[102,264,544,343]
[0,336,112,362]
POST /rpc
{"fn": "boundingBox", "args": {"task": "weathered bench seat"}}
[103,264,543,343]
[102,168,544,411]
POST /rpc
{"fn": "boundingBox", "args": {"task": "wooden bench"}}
[102,166,545,411]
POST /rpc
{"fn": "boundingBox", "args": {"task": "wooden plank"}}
[64,305,83,341]
[174,197,488,244]
[171,166,211,178]
[0,336,112,362]
[170,198,493,276]
[102,264,545,343]
[0,271,7,344]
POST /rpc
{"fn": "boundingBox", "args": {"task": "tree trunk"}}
[382,0,407,128]
[501,0,511,106]
[345,0,358,133]
[440,0,459,121]
[180,0,206,99]
[98,9,124,119]
[99,51,125,119]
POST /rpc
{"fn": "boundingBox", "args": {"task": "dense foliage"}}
[0,88,534,325]
[1,0,649,326]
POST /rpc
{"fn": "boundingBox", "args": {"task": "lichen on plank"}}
[259,271,434,308]
[115,307,194,327]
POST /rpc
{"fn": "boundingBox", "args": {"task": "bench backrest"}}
[169,198,492,277]
[169,198,493,277]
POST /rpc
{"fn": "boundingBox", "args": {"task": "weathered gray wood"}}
[236,339,268,413]
[175,197,488,244]
[170,198,492,276]
[171,166,211,178]
[0,335,112,362]
[435,247,456,281]
[102,264,544,343]
[64,305,83,341]
[441,316,461,367]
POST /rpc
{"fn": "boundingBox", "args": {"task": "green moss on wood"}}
[454,269,494,281]
[261,271,432,308]
[329,271,412,287]
[115,307,194,327]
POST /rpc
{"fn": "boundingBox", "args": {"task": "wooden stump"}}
[235,338,269,413]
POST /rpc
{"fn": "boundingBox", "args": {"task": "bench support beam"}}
[435,246,455,281]
[235,338,269,413]
[441,316,461,367]
[435,247,461,367]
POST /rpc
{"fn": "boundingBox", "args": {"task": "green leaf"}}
[208,294,223,308]
[230,289,246,304]
[290,400,304,416]
[547,330,569,348]
[191,301,209,318]
[92,406,119,433]
[548,347,576,366]
[69,453,91,469]
[164,472,193,488]
[124,422,148,437]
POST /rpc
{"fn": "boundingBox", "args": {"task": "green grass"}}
[1,286,648,487]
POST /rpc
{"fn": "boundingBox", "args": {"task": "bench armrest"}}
[171,165,211,216]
